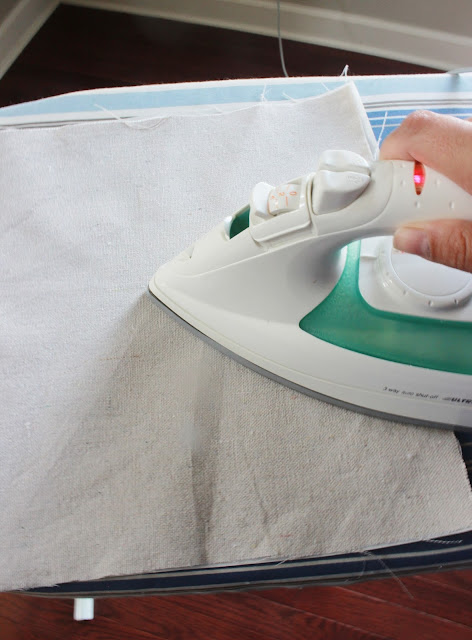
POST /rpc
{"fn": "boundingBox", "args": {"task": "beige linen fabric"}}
[1,83,471,591]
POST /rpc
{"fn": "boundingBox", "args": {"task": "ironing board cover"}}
[2,73,472,596]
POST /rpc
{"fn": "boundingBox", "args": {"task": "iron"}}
[149,151,472,431]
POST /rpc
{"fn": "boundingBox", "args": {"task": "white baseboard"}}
[0,0,58,79]
[65,0,472,71]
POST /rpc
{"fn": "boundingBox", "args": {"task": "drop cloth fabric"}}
[1,83,471,591]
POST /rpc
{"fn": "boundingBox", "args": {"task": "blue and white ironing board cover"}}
[3,73,472,596]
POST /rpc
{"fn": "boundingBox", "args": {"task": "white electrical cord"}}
[277,0,289,77]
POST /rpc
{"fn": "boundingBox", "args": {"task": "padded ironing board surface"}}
[2,73,472,595]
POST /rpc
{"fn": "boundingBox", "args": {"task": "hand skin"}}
[379,110,472,273]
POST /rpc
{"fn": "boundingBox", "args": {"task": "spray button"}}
[318,150,371,175]
[311,169,370,215]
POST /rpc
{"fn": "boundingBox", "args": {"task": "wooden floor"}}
[1,4,471,639]
[2,571,472,639]
[0,3,436,107]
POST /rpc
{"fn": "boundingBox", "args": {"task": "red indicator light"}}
[413,161,425,195]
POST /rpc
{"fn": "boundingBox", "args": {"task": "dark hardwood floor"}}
[3,572,472,639]
[1,4,471,639]
[0,3,436,107]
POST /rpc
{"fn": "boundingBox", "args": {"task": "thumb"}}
[393,219,472,272]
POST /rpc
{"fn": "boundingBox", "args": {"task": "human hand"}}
[380,110,472,272]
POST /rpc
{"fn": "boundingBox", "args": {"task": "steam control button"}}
[268,183,301,215]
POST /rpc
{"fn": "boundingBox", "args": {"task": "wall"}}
[69,0,472,70]
[0,0,58,79]
[288,0,472,39]
[0,0,21,24]
[2,0,472,78]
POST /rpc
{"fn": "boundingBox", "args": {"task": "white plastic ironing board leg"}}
[73,597,94,621]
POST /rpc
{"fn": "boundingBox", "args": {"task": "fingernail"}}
[393,227,431,259]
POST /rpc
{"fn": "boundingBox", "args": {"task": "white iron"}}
[149,150,472,431]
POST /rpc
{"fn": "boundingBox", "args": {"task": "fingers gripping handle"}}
[374,160,472,229]
[313,160,472,250]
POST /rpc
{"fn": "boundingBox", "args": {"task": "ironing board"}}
[2,73,472,597]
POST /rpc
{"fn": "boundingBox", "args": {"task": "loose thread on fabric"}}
[375,110,389,157]
[426,538,463,545]
[271,554,301,569]
[362,551,414,599]
[93,104,169,130]
[282,81,333,102]
[282,92,302,103]
[210,103,277,116]
[319,82,332,93]
[282,78,336,102]
[356,556,368,583]
[96,101,270,123]
[260,84,269,102]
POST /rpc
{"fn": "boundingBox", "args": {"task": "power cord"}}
[277,0,289,77]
